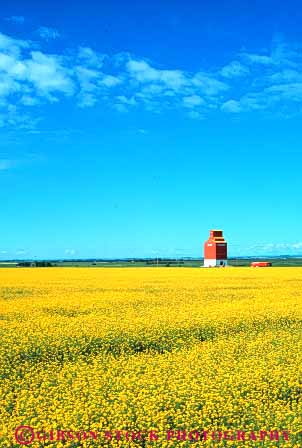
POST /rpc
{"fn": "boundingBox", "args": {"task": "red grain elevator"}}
[204,230,227,267]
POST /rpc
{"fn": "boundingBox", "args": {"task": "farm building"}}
[204,230,227,267]
[251,261,272,267]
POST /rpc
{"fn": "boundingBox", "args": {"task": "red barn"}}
[204,230,227,267]
[251,261,272,267]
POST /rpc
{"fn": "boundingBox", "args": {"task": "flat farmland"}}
[1,267,302,447]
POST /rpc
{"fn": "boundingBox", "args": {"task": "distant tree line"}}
[146,260,185,266]
[17,261,54,267]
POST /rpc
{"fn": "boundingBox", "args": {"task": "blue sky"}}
[1,0,302,259]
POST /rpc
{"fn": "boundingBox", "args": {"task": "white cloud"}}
[116,95,137,105]
[140,84,166,95]
[265,83,302,101]
[74,48,119,106]
[25,51,74,96]
[126,59,187,89]
[240,39,302,70]
[0,103,34,129]
[75,66,121,107]
[191,72,229,96]
[292,242,302,249]
[78,46,105,68]
[126,59,159,81]
[20,95,39,106]
[241,53,273,65]
[124,58,229,113]
[0,34,111,120]
[241,94,268,111]
[0,31,29,56]
[220,61,250,78]
[0,75,21,98]
[37,26,60,41]
[159,69,187,90]
[221,99,241,113]
[0,53,26,77]
[222,93,271,113]
[76,66,99,91]
[254,242,302,254]
[1,29,302,125]
[270,69,302,84]
[99,74,121,87]
[78,93,97,108]
[0,36,75,125]
[183,94,205,108]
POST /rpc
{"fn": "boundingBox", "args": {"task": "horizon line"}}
[2,254,302,262]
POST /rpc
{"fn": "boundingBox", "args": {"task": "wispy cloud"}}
[122,57,229,113]
[78,46,105,68]
[0,31,29,55]
[240,53,274,66]
[65,249,76,256]
[220,61,250,78]
[183,95,205,108]
[26,51,74,95]
[1,29,302,127]
[0,31,75,126]
[247,242,302,255]
[36,26,60,41]
[221,99,241,113]
[126,59,187,89]
[16,249,28,256]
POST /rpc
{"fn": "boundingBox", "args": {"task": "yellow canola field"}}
[1,267,302,447]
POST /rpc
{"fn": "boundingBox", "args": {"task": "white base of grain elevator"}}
[204,259,228,268]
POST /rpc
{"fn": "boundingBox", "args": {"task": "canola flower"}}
[1,267,302,447]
